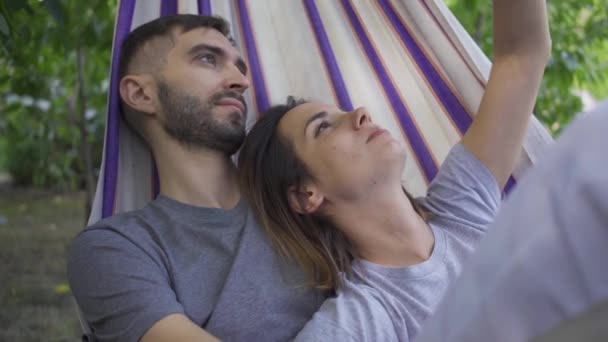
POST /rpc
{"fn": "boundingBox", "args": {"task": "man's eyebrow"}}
[187,43,248,75]
[187,43,224,57]
[304,111,328,136]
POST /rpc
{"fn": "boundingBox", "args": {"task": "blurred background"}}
[0,0,606,340]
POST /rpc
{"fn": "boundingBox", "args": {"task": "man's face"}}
[157,27,249,155]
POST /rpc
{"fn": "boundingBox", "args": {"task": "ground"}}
[0,185,84,341]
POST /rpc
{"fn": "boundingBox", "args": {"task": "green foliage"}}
[0,0,115,188]
[447,0,608,135]
[0,137,7,172]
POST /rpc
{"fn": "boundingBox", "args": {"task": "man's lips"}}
[367,128,388,143]
[216,98,245,114]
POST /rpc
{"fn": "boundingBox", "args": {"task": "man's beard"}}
[157,80,247,155]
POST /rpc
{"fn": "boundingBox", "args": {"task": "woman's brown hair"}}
[238,97,426,293]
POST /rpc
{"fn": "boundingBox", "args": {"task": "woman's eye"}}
[315,121,330,137]
[197,53,217,66]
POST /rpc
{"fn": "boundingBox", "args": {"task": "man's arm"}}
[461,0,551,189]
[141,314,220,342]
[68,228,219,342]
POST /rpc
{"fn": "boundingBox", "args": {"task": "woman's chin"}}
[382,143,408,167]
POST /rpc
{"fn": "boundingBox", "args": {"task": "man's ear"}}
[287,182,324,215]
[119,75,157,115]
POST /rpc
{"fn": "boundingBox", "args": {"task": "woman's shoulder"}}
[295,280,400,341]
[334,275,387,308]
[418,143,502,231]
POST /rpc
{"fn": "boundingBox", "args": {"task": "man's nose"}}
[224,64,250,93]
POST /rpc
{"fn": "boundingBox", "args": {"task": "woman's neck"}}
[331,185,434,267]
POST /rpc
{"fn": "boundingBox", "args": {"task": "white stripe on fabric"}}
[178,0,198,14]
[132,0,161,29]
[382,0,470,141]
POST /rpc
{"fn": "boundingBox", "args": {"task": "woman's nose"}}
[352,107,371,129]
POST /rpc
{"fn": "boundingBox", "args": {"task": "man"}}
[415,101,608,341]
[67,15,324,342]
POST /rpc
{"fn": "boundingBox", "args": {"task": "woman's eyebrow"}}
[304,111,328,136]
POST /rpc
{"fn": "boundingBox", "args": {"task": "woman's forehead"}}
[279,102,338,139]
[286,102,339,124]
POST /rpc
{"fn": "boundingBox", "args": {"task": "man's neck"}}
[152,139,241,209]
[331,185,434,267]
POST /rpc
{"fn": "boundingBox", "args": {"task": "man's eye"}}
[197,53,217,65]
[315,121,330,137]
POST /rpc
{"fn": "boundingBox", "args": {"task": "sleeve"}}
[67,227,185,342]
[294,287,402,342]
[415,108,608,342]
[420,143,501,233]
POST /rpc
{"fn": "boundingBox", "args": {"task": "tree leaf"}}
[42,0,66,26]
[0,12,9,36]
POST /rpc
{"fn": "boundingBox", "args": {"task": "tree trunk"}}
[76,45,95,220]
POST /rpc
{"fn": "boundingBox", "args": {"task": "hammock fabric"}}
[91,0,553,222]
[79,0,554,336]
[91,0,552,224]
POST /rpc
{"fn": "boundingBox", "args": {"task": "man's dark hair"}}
[118,14,232,79]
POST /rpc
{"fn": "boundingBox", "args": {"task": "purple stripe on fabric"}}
[161,0,177,16]
[303,0,353,111]
[102,0,136,218]
[341,0,437,182]
[198,0,212,15]
[405,0,519,193]
[152,157,160,198]
[380,0,471,134]
[504,175,516,194]
[236,0,270,112]
[418,0,485,87]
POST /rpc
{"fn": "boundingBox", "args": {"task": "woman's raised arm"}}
[461,0,551,189]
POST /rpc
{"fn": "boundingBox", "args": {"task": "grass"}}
[0,186,85,341]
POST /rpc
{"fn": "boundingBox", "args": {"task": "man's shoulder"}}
[83,205,155,237]
[70,202,168,258]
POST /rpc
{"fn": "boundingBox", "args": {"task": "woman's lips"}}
[367,128,388,143]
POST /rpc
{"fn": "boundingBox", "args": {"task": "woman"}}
[238,0,550,340]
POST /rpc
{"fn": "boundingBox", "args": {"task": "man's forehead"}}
[174,27,239,55]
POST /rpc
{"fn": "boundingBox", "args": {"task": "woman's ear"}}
[119,74,157,115]
[287,182,324,214]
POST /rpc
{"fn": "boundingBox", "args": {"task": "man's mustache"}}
[210,91,248,117]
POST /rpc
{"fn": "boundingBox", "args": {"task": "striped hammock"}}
[78,0,554,337]
[90,0,553,223]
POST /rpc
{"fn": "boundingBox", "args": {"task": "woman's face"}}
[278,102,407,204]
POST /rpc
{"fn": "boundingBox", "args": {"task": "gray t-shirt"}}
[295,143,501,341]
[67,196,325,342]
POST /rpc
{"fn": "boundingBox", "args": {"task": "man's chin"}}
[226,112,246,130]
[211,108,244,125]
[213,104,245,117]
